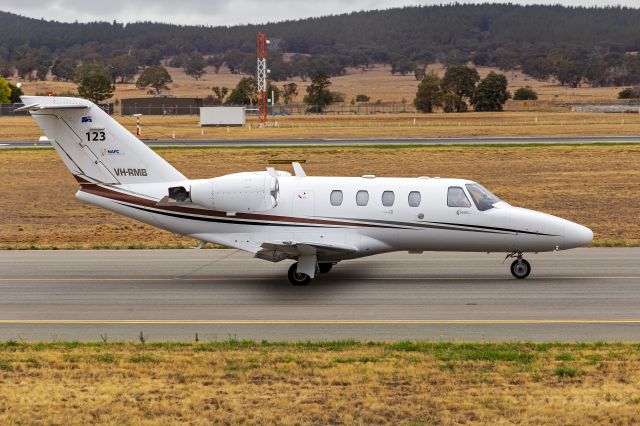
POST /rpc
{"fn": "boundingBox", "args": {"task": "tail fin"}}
[22,96,186,184]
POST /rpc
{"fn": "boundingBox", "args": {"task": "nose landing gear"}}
[506,252,531,279]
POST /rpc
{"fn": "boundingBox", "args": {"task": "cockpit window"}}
[447,186,471,208]
[465,183,501,211]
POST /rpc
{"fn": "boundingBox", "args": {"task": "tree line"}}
[414,66,514,113]
[2,4,640,86]
[7,64,639,112]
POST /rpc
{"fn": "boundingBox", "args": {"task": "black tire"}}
[510,259,531,279]
[288,263,312,286]
[318,263,333,274]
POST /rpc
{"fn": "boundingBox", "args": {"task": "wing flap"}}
[256,241,357,262]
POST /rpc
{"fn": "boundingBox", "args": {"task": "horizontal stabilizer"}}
[14,103,89,112]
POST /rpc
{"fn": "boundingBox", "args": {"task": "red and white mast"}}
[256,32,267,126]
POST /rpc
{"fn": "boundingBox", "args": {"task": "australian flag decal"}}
[81,116,92,123]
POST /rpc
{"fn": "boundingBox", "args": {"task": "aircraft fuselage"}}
[76,174,592,260]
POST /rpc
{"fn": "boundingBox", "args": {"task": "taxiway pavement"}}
[0,248,638,342]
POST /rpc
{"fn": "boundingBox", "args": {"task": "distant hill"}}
[2,4,640,86]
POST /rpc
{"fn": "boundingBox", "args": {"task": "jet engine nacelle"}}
[189,172,279,213]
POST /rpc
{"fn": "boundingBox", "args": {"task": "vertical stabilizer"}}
[22,96,186,184]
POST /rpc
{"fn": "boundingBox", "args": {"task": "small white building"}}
[199,107,246,126]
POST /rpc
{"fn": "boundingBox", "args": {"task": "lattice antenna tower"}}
[256,32,267,126]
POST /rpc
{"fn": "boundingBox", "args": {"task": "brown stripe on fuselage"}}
[81,184,157,207]
[79,184,385,228]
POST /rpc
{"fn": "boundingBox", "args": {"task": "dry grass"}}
[3,111,640,141]
[0,340,640,425]
[7,63,628,105]
[0,144,639,249]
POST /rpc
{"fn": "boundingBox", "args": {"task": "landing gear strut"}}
[288,262,312,286]
[507,252,531,279]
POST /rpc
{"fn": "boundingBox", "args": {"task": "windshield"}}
[465,183,501,211]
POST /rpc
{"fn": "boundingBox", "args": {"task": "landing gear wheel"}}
[510,259,531,279]
[318,263,333,274]
[288,263,312,286]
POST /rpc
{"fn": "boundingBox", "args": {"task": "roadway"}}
[2,135,640,148]
[1,248,639,342]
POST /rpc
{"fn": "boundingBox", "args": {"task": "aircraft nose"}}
[564,222,593,248]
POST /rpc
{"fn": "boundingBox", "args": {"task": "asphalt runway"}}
[2,135,640,148]
[1,248,639,342]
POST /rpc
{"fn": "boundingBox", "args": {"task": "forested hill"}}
[2,4,640,86]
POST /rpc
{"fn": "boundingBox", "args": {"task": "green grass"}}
[22,357,41,366]
[94,353,117,363]
[2,338,640,425]
[553,365,582,378]
[555,352,576,361]
[2,339,639,353]
[62,353,81,363]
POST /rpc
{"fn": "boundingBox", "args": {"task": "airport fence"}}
[571,104,640,113]
[120,101,418,116]
[2,100,414,117]
[0,103,30,116]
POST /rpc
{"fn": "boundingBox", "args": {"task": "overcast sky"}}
[2,0,638,26]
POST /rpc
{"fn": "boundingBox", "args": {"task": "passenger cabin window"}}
[466,183,501,211]
[447,186,471,208]
[330,190,343,206]
[408,191,421,207]
[356,190,369,206]
[381,191,395,207]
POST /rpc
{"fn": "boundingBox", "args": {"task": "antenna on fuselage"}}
[267,159,307,177]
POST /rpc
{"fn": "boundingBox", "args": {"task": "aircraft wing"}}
[255,241,358,262]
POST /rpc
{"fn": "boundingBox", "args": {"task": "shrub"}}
[553,365,581,378]
[513,86,539,100]
[618,87,640,99]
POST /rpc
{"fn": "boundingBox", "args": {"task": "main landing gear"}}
[287,262,334,285]
[288,263,312,285]
[506,252,531,279]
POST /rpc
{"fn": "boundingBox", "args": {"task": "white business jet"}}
[20,96,593,285]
